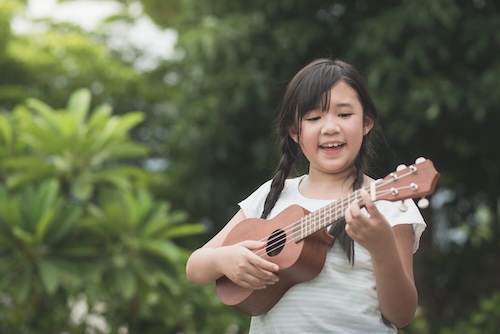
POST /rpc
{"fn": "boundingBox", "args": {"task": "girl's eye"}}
[339,113,352,118]
[305,116,321,121]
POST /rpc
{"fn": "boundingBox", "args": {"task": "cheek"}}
[346,124,366,144]
[298,125,317,145]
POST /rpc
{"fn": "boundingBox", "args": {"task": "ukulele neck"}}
[295,184,370,241]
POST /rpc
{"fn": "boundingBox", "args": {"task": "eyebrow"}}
[334,102,354,108]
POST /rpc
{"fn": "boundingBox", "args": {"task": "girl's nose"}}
[321,117,340,135]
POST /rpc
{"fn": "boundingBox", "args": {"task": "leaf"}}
[92,170,132,190]
[25,98,61,133]
[161,224,206,239]
[12,226,35,244]
[66,88,91,124]
[116,267,137,300]
[70,174,95,201]
[35,208,56,242]
[0,193,23,227]
[6,168,57,190]
[87,104,112,130]
[2,156,46,169]
[91,143,148,164]
[38,259,60,295]
[0,114,13,151]
[10,268,32,303]
[33,179,59,220]
[46,205,82,243]
[142,240,181,263]
[114,112,144,134]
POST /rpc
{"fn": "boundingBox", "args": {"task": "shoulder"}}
[238,176,306,219]
[375,199,427,253]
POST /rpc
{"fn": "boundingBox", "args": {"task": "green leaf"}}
[33,179,59,220]
[70,174,95,201]
[35,208,56,242]
[0,113,13,150]
[92,170,132,190]
[87,104,112,130]
[2,156,46,169]
[46,205,81,243]
[142,240,182,263]
[116,267,137,300]
[66,88,91,124]
[10,268,32,303]
[6,168,57,190]
[161,224,206,239]
[12,226,35,244]
[38,259,60,295]
[25,98,61,133]
[114,112,144,134]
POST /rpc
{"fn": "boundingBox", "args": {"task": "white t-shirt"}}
[238,176,426,334]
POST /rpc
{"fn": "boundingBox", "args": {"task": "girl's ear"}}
[363,116,375,136]
[288,126,299,143]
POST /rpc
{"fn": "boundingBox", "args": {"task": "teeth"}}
[324,143,341,148]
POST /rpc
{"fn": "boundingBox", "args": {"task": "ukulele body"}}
[215,204,334,316]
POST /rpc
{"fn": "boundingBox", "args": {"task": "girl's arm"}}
[345,189,418,328]
[185,209,279,289]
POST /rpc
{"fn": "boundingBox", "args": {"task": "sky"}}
[15,0,177,70]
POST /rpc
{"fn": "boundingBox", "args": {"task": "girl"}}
[186,58,426,333]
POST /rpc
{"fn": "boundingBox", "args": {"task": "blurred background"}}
[0,0,499,333]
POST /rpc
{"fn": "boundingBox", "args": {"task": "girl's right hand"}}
[218,240,280,290]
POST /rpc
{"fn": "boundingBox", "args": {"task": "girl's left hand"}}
[344,188,394,254]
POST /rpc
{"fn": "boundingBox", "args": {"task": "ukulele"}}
[215,157,440,316]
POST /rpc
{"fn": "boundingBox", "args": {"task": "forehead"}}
[327,82,362,106]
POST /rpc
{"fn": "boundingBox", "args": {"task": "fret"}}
[297,186,375,241]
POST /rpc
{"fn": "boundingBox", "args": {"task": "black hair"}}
[260,58,379,264]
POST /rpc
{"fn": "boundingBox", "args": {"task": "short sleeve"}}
[375,199,427,253]
[238,180,273,219]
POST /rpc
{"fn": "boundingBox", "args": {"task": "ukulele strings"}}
[253,172,417,258]
[253,186,366,258]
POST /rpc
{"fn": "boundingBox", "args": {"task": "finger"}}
[238,276,270,290]
[256,257,279,272]
[240,240,267,250]
[344,222,358,239]
[243,268,279,288]
[360,189,381,219]
[349,198,364,220]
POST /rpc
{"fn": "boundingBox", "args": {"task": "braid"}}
[261,136,298,218]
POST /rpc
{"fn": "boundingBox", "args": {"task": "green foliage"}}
[0,0,150,117]
[2,89,148,200]
[0,89,224,333]
[137,0,500,332]
[438,292,500,334]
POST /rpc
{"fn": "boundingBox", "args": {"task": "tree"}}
[0,0,157,117]
[0,89,229,333]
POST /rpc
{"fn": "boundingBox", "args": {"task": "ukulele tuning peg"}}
[418,197,430,209]
[415,157,426,164]
[396,164,407,172]
[399,201,408,212]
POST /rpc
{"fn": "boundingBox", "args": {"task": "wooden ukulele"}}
[215,157,440,316]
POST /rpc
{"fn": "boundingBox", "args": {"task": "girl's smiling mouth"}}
[320,142,344,149]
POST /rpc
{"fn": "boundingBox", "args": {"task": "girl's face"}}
[289,81,373,178]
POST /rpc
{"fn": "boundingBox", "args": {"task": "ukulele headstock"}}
[373,157,440,209]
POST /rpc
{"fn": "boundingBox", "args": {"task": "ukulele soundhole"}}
[266,229,286,257]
